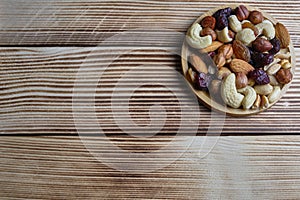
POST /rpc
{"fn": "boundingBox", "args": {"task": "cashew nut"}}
[221,73,244,108]
[254,84,273,96]
[264,58,281,71]
[216,27,233,43]
[267,63,281,75]
[255,20,275,40]
[268,86,281,103]
[238,86,257,109]
[236,28,256,46]
[229,15,242,33]
[269,75,280,86]
[186,23,212,49]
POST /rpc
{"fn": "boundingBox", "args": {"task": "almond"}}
[201,41,223,53]
[232,40,251,62]
[230,59,255,74]
[275,22,290,48]
[189,54,208,74]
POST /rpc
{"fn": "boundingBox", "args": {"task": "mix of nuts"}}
[186,5,293,110]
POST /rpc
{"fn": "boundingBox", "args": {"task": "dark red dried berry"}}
[251,52,274,68]
[213,7,232,18]
[195,72,212,91]
[248,69,270,85]
[269,37,281,55]
[215,15,228,30]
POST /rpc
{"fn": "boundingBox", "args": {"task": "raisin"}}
[251,52,274,68]
[269,37,281,55]
[195,72,212,91]
[215,15,228,30]
[248,69,270,85]
[213,7,232,18]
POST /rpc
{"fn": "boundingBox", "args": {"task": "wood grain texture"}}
[0,47,300,135]
[0,0,299,46]
[1,136,300,199]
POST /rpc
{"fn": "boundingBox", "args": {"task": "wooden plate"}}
[181,5,296,116]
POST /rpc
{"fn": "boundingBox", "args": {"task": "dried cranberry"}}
[248,69,270,85]
[213,7,232,18]
[195,72,212,91]
[269,37,281,55]
[251,52,274,68]
[208,51,216,58]
[215,15,228,30]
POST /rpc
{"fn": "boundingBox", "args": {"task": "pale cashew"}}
[264,58,281,71]
[269,75,280,86]
[255,20,275,40]
[221,73,244,108]
[238,86,257,109]
[229,15,242,33]
[254,84,273,95]
[216,27,233,43]
[267,63,281,75]
[236,28,256,46]
[186,23,212,49]
[268,86,281,103]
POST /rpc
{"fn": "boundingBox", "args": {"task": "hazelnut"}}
[252,37,273,52]
[209,79,221,95]
[249,11,264,25]
[275,68,293,84]
[235,72,248,89]
[235,5,250,21]
[218,44,233,59]
[200,16,216,30]
[217,67,231,79]
[200,27,217,41]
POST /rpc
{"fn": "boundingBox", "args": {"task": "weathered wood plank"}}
[0,0,299,46]
[1,136,300,199]
[1,47,300,134]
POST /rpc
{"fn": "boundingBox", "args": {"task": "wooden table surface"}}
[1,0,300,199]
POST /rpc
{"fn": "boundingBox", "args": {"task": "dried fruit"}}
[230,59,255,74]
[213,7,233,18]
[275,68,293,84]
[269,37,281,55]
[235,72,248,89]
[195,72,212,90]
[249,69,270,85]
[249,10,264,25]
[201,27,217,41]
[200,16,216,30]
[233,40,251,62]
[235,5,250,21]
[252,37,273,52]
[275,22,290,48]
[251,52,274,68]
[215,15,228,30]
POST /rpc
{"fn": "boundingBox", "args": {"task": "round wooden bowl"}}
[181,5,296,116]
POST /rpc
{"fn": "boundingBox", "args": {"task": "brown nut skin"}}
[233,40,251,62]
[235,5,250,21]
[249,11,264,25]
[200,16,216,30]
[242,22,260,36]
[217,67,231,79]
[214,54,226,68]
[200,27,217,41]
[235,72,248,89]
[275,68,293,84]
[252,37,273,52]
[228,30,235,39]
[209,79,221,96]
[218,44,233,59]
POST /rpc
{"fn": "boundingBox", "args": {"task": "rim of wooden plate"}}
[181,4,296,117]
